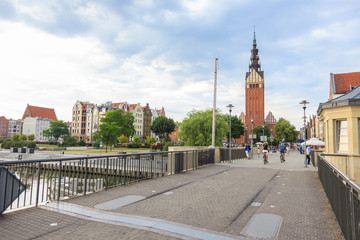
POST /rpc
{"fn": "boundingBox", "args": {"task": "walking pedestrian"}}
[263,143,269,164]
[245,144,250,159]
[279,143,286,162]
[306,145,312,165]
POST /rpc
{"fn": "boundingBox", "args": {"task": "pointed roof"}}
[330,72,360,95]
[22,104,58,121]
[264,111,277,124]
[247,30,263,78]
[318,85,360,115]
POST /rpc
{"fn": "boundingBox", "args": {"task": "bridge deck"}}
[0,151,343,239]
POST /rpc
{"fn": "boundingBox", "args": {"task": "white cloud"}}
[0,20,115,121]
[12,0,62,23]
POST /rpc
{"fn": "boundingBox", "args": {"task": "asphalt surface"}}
[0,150,343,239]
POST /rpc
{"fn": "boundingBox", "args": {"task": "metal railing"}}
[220,148,247,162]
[318,154,360,240]
[0,149,214,213]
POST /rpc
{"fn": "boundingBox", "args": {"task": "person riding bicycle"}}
[263,143,269,164]
[279,143,286,162]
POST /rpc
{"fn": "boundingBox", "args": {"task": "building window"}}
[336,120,348,153]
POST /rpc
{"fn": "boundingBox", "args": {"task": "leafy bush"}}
[133,137,141,144]
[1,141,36,149]
[151,143,163,151]
[78,140,86,146]
[118,135,129,144]
[27,142,37,149]
[127,143,141,148]
[63,136,77,146]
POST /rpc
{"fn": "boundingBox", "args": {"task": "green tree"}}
[226,115,244,144]
[93,109,135,152]
[11,134,20,141]
[179,109,228,147]
[150,116,176,141]
[19,134,27,141]
[274,118,299,142]
[28,134,35,141]
[43,120,69,141]
[101,109,135,137]
[251,125,271,143]
[93,122,120,152]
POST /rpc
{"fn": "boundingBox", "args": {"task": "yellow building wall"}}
[320,105,360,184]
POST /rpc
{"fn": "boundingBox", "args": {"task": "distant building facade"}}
[8,119,21,139]
[0,116,9,140]
[130,103,143,140]
[22,117,52,141]
[142,103,152,140]
[71,100,164,144]
[21,104,58,141]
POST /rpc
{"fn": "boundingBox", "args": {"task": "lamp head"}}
[226,104,234,112]
[299,100,309,109]
[251,118,254,123]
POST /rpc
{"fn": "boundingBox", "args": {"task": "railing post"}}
[349,190,356,240]
[36,162,41,207]
[84,158,88,195]
[105,157,109,188]
[123,155,127,185]
[161,154,164,176]
[57,161,62,201]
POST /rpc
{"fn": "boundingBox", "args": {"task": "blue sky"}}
[0,0,359,129]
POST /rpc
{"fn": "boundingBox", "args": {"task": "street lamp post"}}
[300,100,309,167]
[227,104,234,163]
[262,125,265,142]
[251,118,254,159]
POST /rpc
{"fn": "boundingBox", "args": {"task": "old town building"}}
[239,32,277,144]
[0,116,9,140]
[142,103,152,140]
[21,104,58,141]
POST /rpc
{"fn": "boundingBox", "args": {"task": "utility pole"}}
[212,58,218,147]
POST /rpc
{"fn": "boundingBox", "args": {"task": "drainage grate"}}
[241,213,282,239]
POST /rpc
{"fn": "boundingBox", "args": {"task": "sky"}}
[0,0,359,129]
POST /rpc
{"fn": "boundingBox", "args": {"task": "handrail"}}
[0,148,215,213]
[319,154,360,195]
[0,149,208,165]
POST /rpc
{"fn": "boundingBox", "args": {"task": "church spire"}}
[249,30,261,73]
[253,30,256,46]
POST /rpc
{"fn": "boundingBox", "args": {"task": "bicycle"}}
[280,152,285,163]
[263,152,268,164]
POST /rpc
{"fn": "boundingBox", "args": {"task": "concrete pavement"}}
[0,151,343,239]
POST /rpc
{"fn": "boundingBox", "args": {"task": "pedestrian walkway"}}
[0,151,343,239]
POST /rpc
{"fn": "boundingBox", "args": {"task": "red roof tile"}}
[22,104,58,121]
[333,72,360,94]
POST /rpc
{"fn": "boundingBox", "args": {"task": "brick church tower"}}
[245,31,264,142]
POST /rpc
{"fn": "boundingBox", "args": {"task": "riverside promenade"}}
[0,151,343,239]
